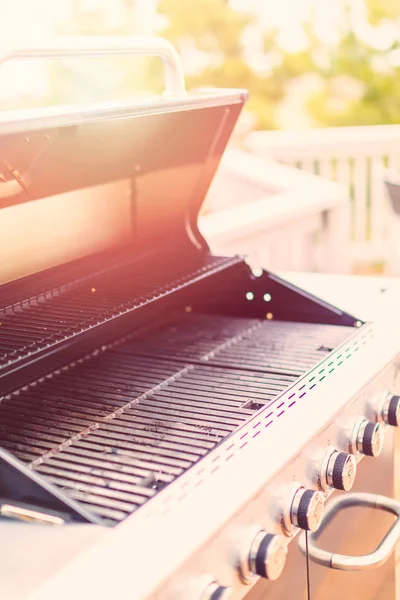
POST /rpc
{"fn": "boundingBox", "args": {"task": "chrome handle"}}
[0,36,186,97]
[298,492,400,571]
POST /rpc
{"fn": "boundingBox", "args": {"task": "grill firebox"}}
[0,310,353,525]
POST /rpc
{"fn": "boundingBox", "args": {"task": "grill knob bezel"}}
[291,488,325,531]
[382,394,400,427]
[199,582,231,600]
[353,419,384,457]
[238,528,287,584]
[206,586,231,600]
[248,532,287,581]
[325,450,357,491]
[282,486,325,535]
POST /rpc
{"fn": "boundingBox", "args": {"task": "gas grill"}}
[0,38,399,600]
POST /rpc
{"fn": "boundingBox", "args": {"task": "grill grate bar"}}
[61,445,185,478]
[144,393,254,418]
[115,317,351,378]
[51,485,140,515]
[106,414,223,444]
[35,465,156,501]
[87,430,202,463]
[38,452,174,486]
[162,381,276,402]
[45,438,192,470]
[98,422,215,453]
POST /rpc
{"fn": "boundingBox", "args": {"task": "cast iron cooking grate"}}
[0,251,237,371]
[0,313,354,525]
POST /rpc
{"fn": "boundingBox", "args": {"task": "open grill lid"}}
[0,39,247,271]
[0,91,246,248]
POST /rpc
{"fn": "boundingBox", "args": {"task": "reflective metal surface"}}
[298,492,400,571]
[290,488,325,532]
[248,532,288,581]
[354,419,384,457]
[382,393,400,427]
[325,451,357,492]
[0,36,186,97]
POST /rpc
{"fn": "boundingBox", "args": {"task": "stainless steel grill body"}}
[0,41,399,600]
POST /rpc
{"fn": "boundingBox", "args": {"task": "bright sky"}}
[0,0,356,51]
[0,0,397,103]
[0,0,387,55]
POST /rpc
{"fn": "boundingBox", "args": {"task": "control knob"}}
[249,532,287,581]
[381,394,400,427]
[352,419,384,457]
[282,486,325,535]
[239,531,287,583]
[320,450,357,492]
[199,582,231,600]
[291,488,324,531]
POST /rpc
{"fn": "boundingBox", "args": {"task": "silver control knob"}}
[239,531,287,583]
[200,583,231,600]
[290,488,324,532]
[381,394,400,427]
[325,451,357,491]
[353,419,384,457]
[249,532,287,581]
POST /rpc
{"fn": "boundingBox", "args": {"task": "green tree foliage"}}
[22,0,400,130]
[157,0,400,129]
[156,0,285,128]
[365,0,400,25]
[304,0,400,127]
[307,30,400,127]
[158,0,250,55]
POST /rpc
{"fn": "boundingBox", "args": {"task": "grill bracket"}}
[0,447,102,524]
[190,261,361,327]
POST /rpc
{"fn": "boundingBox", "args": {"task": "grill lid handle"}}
[298,492,400,571]
[0,35,186,98]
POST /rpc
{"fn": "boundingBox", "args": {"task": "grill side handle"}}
[298,492,400,571]
[0,35,186,98]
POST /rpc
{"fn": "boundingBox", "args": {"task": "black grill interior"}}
[0,311,353,525]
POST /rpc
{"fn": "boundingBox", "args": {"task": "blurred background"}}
[1,0,399,277]
[1,0,399,128]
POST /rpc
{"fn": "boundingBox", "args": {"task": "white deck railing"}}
[201,149,351,274]
[247,125,400,266]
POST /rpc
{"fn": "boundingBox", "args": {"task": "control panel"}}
[166,364,399,600]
